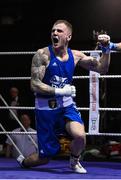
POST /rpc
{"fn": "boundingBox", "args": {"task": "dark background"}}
[0,0,121,133]
[0,0,121,50]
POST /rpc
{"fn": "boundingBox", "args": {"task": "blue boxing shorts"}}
[35,99,84,158]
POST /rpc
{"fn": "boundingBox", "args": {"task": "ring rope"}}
[73,75,121,79]
[0,94,38,148]
[0,123,24,156]
[0,51,36,55]
[0,106,121,111]
[0,75,121,80]
[0,50,119,56]
[1,131,121,136]
[0,77,31,80]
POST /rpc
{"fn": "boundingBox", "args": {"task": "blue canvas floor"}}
[0,157,121,179]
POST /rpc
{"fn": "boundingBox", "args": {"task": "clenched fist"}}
[98,34,110,47]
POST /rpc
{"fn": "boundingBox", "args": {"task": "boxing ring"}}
[0,50,121,179]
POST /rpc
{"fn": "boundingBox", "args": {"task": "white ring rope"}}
[78,107,121,111]
[0,106,35,110]
[0,51,36,55]
[0,50,119,55]
[73,75,121,79]
[0,75,121,80]
[0,106,121,111]
[0,131,121,137]
[0,77,31,80]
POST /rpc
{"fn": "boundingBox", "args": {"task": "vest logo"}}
[52,62,58,66]
[50,75,68,88]
[40,149,44,154]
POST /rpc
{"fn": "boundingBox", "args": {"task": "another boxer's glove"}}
[98,34,117,54]
[55,84,76,97]
[98,34,111,54]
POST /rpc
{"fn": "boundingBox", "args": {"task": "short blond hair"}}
[53,19,72,34]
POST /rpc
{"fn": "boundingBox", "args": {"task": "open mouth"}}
[53,37,59,44]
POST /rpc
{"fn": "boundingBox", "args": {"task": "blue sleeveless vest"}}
[36,45,75,98]
[43,45,75,87]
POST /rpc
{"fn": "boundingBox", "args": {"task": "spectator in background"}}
[7,86,29,130]
[5,114,38,158]
[0,86,21,148]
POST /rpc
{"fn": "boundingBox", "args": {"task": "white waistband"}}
[35,96,73,110]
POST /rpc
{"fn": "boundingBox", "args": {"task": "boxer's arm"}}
[73,35,110,74]
[31,49,55,95]
[78,53,110,74]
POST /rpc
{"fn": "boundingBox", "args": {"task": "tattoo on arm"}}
[78,56,98,72]
[31,51,55,95]
[79,55,110,74]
